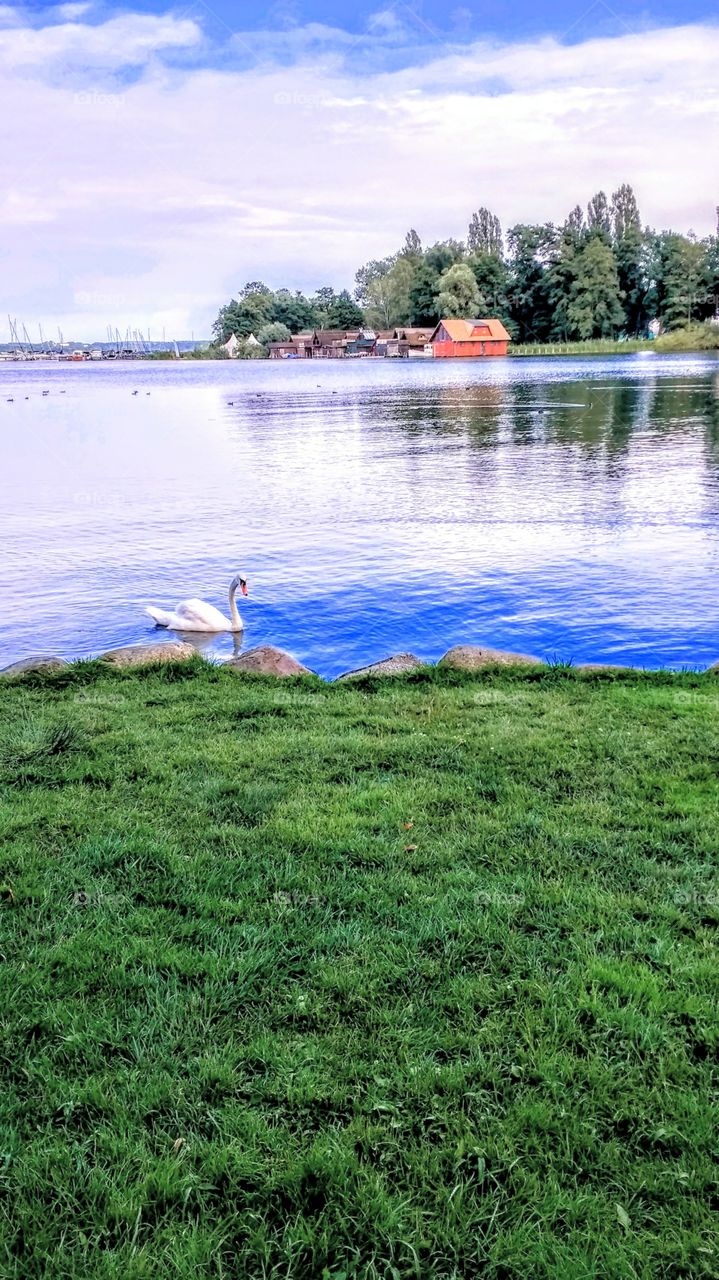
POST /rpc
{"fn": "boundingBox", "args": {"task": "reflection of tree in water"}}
[373,384,506,459]
[705,375,719,442]
[700,373,719,525]
[651,380,712,430]
[388,384,504,435]
[358,371,719,535]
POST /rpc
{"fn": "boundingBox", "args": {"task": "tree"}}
[467,252,511,322]
[611,183,640,242]
[586,191,612,242]
[270,290,319,333]
[467,207,502,256]
[362,276,395,328]
[507,223,556,341]
[310,286,339,324]
[408,260,441,326]
[611,184,645,333]
[212,301,241,342]
[566,238,625,338]
[436,263,481,318]
[212,290,273,341]
[706,228,719,318]
[546,228,581,340]
[353,256,394,305]
[425,240,465,275]
[326,289,364,329]
[655,234,711,328]
[401,229,422,258]
[239,281,272,298]
[256,322,292,346]
[566,205,585,239]
[363,258,415,328]
[354,256,396,308]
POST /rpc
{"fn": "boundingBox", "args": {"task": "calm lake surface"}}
[2,355,718,676]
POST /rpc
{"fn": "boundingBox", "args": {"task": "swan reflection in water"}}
[170,629,244,660]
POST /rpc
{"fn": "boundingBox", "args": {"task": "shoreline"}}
[3,641,718,681]
[2,345,719,366]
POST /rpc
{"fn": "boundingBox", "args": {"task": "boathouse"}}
[386,327,435,358]
[429,318,510,357]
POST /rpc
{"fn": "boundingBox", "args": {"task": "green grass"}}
[654,325,719,353]
[511,326,719,357]
[511,339,655,357]
[1,660,718,1279]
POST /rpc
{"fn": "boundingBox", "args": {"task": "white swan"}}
[146,573,247,632]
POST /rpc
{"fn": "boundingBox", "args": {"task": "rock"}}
[225,645,313,676]
[336,652,424,681]
[0,655,69,677]
[438,644,543,670]
[101,641,197,668]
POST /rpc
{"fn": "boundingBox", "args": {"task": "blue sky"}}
[2,2,717,337]
[22,0,719,46]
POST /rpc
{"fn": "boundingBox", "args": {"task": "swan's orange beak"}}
[240,582,248,596]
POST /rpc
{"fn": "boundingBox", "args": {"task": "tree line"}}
[213,184,719,346]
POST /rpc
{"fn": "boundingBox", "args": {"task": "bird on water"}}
[146,573,248,633]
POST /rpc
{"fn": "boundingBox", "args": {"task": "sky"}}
[1,1,717,339]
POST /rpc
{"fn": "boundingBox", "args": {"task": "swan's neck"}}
[229,581,241,630]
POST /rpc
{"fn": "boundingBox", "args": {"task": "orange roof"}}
[431,318,511,343]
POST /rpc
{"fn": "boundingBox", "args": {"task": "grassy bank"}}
[511,338,654,357]
[511,325,719,358]
[653,324,719,354]
[1,660,717,1278]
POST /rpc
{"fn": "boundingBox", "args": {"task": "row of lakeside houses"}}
[223,319,511,360]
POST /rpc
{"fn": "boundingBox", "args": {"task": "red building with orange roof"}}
[429,318,511,357]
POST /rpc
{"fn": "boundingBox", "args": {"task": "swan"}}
[146,573,247,632]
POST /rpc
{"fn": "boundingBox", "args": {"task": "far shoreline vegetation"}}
[207,183,719,360]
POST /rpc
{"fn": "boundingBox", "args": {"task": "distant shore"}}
[2,325,718,365]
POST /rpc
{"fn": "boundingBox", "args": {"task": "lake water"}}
[1,355,718,677]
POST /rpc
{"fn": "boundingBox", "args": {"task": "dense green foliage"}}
[213,284,363,344]
[654,323,719,352]
[1,660,718,1278]
[213,186,719,343]
[436,263,481,319]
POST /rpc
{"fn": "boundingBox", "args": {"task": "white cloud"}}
[0,11,201,71]
[0,10,717,338]
[53,3,93,19]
